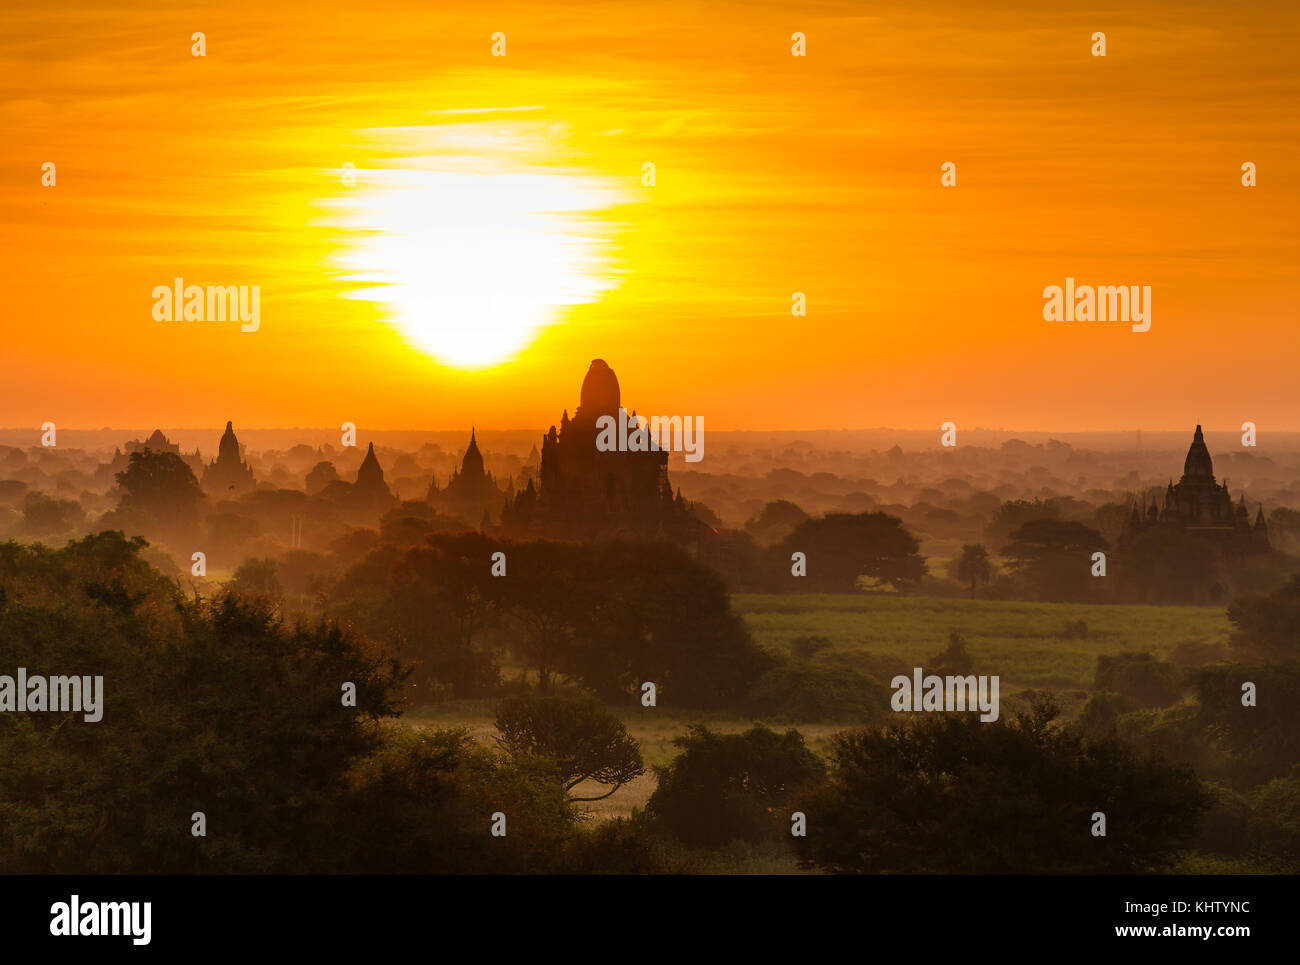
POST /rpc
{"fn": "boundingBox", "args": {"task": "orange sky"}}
[2,0,1298,432]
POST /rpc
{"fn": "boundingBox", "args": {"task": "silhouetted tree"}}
[501,540,591,694]
[0,532,407,873]
[566,540,772,706]
[1227,573,1300,660]
[744,499,810,547]
[113,448,204,544]
[1120,527,1226,604]
[795,697,1209,873]
[1185,661,1300,788]
[304,460,340,494]
[1094,652,1180,708]
[775,512,926,592]
[494,695,644,801]
[335,726,575,873]
[954,544,993,599]
[1001,518,1107,601]
[21,491,86,539]
[984,498,1062,547]
[649,725,825,847]
[386,533,501,696]
[228,557,282,600]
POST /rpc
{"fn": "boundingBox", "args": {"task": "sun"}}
[324,122,627,369]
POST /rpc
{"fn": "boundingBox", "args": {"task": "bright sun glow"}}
[325,123,627,368]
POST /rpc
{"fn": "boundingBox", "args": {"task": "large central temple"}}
[502,359,705,540]
[1123,425,1269,555]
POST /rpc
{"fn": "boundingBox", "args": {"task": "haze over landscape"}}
[2,0,1298,891]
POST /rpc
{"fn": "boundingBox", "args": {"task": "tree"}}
[648,725,825,847]
[744,499,810,547]
[0,532,407,873]
[500,540,591,695]
[494,695,644,802]
[21,491,86,539]
[228,557,282,599]
[1227,573,1300,660]
[984,498,1062,548]
[336,726,576,873]
[1094,652,1180,708]
[953,544,993,599]
[1267,507,1300,553]
[112,449,204,544]
[304,461,340,494]
[565,540,772,706]
[743,662,891,723]
[1001,518,1107,601]
[1184,661,1300,788]
[794,697,1209,873]
[775,512,926,592]
[1120,527,1225,604]
[334,532,502,697]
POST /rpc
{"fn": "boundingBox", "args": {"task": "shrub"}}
[1171,639,1228,670]
[795,697,1209,873]
[790,635,833,661]
[743,663,890,723]
[557,811,679,874]
[1062,619,1088,640]
[649,725,825,847]
[928,631,974,675]
[336,726,575,873]
[1076,691,1132,739]
[1094,651,1180,708]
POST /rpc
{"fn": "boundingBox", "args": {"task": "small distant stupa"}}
[354,442,391,497]
[427,428,507,525]
[202,421,256,494]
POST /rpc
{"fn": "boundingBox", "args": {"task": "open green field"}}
[406,594,1233,832]
[733,593,1232,694]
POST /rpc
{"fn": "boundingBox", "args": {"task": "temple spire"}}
[1181,424,1214,482]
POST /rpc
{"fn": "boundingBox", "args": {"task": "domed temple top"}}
[577,359,620,421]
[1182,424,1214,482]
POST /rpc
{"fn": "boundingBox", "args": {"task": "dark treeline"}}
[701,499,1298,605]
[1,532,1298,873]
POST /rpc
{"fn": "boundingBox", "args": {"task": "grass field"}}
[405,593,1234,834]
[733,593,1232,694]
